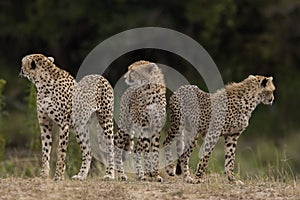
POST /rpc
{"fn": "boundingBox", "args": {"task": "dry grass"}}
[0,174,299,200]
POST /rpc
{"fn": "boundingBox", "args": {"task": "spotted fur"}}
[20,54,115,181]
[114,61,166,181]
[163,75,275,184]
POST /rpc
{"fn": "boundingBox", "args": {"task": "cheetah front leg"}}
[151,132,162,182]
[133,137,146,181]
[224,134,244,185]
[38,113,53,179]
[144,138,151,179]
[54,124,70,181]
[114,129,128,181]
[72,126,92,180]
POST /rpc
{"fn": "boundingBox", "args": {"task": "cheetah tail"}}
[175,160,182,175]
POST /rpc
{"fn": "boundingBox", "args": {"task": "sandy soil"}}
[0,175,299,200]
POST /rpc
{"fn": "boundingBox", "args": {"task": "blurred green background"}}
[0,0,299,180]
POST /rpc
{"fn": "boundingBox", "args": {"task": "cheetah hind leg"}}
[95,111,115,181]
[72,127,92,181]
[163,142,176,176]
[163,135,177,176]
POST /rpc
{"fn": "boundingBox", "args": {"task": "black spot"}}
[31,60,37,69]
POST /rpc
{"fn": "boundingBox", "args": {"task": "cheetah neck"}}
[149,68,165,86]
[224,79,261,111]
[35,64,75,93]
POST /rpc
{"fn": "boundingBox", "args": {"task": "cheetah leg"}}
[114,129,128,181]
[178,138,197,183]
[96,112,115,180]
[224,134,244,185]
[151,132,162,182]
[163,126,180,176]
[133,137,146,181]
[195,133,220,183]
[38,113,53,179]
[142,134,151,178]
[175,130,185,175]
[72,126,92,180]
[103,129,115,180]
[54,125,69,181]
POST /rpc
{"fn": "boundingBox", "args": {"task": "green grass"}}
[1,133,299,183]
[187,135,298,183]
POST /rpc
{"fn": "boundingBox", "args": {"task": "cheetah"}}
[114,61,166,182]
[20,54,115,181]
[163,75,275,184]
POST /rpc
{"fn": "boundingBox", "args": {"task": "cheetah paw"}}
[166,170,175,176]
[103,174,115,181]
[53,176,63,181]
[194,178,205,184]
[72,174,87,181]
[184,176,194,184]
[137,175,147,181]
[165,166,175,176]
[230,179,244,186]
[154,175,163,182]
[119,174,128,181]
[40,172,49,179]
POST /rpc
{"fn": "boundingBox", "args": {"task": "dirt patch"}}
[0,175,299,200]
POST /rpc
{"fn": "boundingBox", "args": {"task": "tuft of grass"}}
[0,152,40,178]
[0,79,6,162]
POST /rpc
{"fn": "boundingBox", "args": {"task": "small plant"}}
[0,79,6,161]
[25,83,40,152]
[0,79,5,113]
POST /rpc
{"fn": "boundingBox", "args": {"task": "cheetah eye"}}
[31,60,37,70]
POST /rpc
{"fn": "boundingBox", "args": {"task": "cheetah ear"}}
[261,78,268,87]
[248,75,256,79]
[48,57,54,63]
[147,63,157,73]
[268,76,273,81]
[124,70,135,85]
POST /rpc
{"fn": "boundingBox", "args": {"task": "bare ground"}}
[0,174,299,200]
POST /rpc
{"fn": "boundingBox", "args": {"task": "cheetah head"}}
[248,75,275,105]
[124,60,163,86]
[20,54,55,85]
